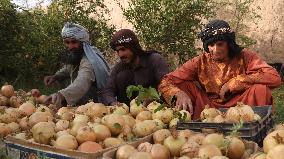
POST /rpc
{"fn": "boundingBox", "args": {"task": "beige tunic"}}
[55,56,96,106]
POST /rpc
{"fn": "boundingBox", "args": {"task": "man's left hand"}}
[219,82,230,101]
[44,92,65,107]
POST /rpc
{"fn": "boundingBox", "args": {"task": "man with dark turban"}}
[44,22,110,107]
[101,29,169,105]
[158,20,282,119]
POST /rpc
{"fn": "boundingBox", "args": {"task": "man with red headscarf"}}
[101,29,169,105]
[158,20,282,119]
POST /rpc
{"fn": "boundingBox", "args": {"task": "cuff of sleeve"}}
[58,90,75,106]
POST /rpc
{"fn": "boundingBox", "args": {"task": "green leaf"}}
[181,112,187,121]
[114,123,122,129]
[154,104,165,113]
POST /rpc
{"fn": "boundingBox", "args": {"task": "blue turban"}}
[61,22,110,91]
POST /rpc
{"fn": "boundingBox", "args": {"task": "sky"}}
[12,0,51,8]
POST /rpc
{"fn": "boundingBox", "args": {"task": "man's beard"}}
[61,48,84,65]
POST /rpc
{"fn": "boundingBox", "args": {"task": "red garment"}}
[158,49,282,119]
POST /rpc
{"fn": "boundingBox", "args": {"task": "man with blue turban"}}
[44,22,110,107]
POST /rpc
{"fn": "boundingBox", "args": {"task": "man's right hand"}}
[44,75,57,86]
[175,91,193,114]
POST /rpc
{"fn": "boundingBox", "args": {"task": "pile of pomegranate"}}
[113,129,251,159]
[1,84,283,159]
[0,84,191,154]
[200,102,261,123]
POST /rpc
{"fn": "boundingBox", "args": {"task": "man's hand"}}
[44,75,57,86]
[219,82,230,101]
[44,92,65,107]
[175,91,193,114]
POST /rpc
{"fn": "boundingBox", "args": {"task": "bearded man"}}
[101,29,169,105]
[44,22,110,107]
[158,20,282,119]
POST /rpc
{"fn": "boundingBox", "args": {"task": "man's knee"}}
[249,84,272,95]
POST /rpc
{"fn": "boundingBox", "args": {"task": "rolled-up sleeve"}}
[59,57,96,105]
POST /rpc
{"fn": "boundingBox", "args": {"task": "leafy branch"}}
[126,85,161,106]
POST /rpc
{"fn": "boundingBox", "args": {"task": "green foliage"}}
[118,0,217,64]
[0,0,115,87]
[126,85,161,105]
[273,84,284,123]
[222,0,261,48]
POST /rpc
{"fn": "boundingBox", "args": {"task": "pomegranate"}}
[70,121,88,136]
[0,95,8,106]
[153,129,171,144]
[92,124,111,142]
[116,144,137,159]
[137,142,153,152]
[202,133,224,148]
[0,108,20,123]
[85,102,108,118]
[211,156,229,159]
[225,106,241,123]
[263,130,284,153]
[76,126,96,144]
[163,133,186,157]
[112,103,129,115]
[178,129,193,139]
[117,125,134,142]
[198,144,222,158]
[31,122,55,144]
[7,122,20,133]
[153,119,166,131]
[19,102,36,116]
[130,99,145,117]
[180,139,200,158]
[188,133,206,145]
[147,101,161,112]
[101,114,125,135]
[266,144,284,159]
[236,102,255,122]
[28,111,53,127]
[73,114,90,124]
[136,111,152,121]
[225,136,245,159]
[0,123,12,137]
[249,152,266,159]
[122,115,136,128]
[9,96,22,107]
[31,89,41,97]
[103,137,124,148]
[19,117,29,130]
[54,134,78,150]
[179,110,191,122]
[78,141,103,153]
[1,85,14,98]
[56,130,70,138]
[76,104,89,114]
[169,118,179,129]
[274,123,284,130]
[36,95,47,104]
[128,152,152,159]
[152,108,174,124]
[213,114,226,123]
[178,156,191,159]
[200,105,221,120]
[55,120,69,132]
[133,120,155,137]
[150,144,171,159]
